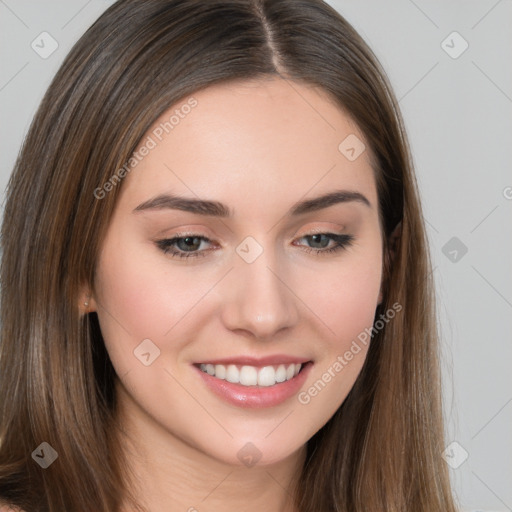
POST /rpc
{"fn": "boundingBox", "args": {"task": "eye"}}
[294,233,354,255]
[156,232,354,260]
[156,235,214,259]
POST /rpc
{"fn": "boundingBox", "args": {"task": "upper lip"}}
[194,355,312,367]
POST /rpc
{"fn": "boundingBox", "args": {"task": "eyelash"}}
[155,233,354,259]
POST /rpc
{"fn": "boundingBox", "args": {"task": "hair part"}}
[0,1,456,510]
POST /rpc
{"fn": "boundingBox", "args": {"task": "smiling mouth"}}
[197,362,308,387]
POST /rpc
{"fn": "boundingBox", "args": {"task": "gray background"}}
[1,1,510,510]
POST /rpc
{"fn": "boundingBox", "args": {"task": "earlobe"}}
[78,288,97,315]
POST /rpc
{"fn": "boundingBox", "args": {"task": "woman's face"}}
[91,78,383,466]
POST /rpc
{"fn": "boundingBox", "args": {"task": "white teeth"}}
[257,366,276,387]
[239,366,258,386]
[226,364,239,383]
[275,364,287,383]
[199,363,303,387]
[215,364,226,379]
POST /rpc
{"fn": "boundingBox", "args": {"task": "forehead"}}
[117,77,377,214]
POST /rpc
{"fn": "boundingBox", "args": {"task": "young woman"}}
[0,1,458,511]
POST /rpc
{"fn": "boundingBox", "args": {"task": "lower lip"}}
[193,362,313,408]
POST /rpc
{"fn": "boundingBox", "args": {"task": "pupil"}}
[178,237,201,251]
[310,234,329,248]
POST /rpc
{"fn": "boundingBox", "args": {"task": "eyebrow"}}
[132,190,371,217]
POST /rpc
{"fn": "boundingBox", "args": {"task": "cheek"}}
[327,266,381,343]
[291,251,381,438]
[93,238,215,369]
[293,250,382,351]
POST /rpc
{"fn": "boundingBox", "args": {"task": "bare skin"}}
[83,77,384,512]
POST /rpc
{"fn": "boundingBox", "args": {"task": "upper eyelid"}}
[159,231,349,241]
[154,215,349,241]
[161,222,349,239]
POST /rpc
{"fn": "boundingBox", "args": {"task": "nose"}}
[219,250,300,339]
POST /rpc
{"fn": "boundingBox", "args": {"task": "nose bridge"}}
[220,242,299,338]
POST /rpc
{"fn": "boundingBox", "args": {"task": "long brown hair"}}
[0,1,457,510]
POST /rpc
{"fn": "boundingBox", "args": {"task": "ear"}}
[378,221,402,305]
[78,285,97,315]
